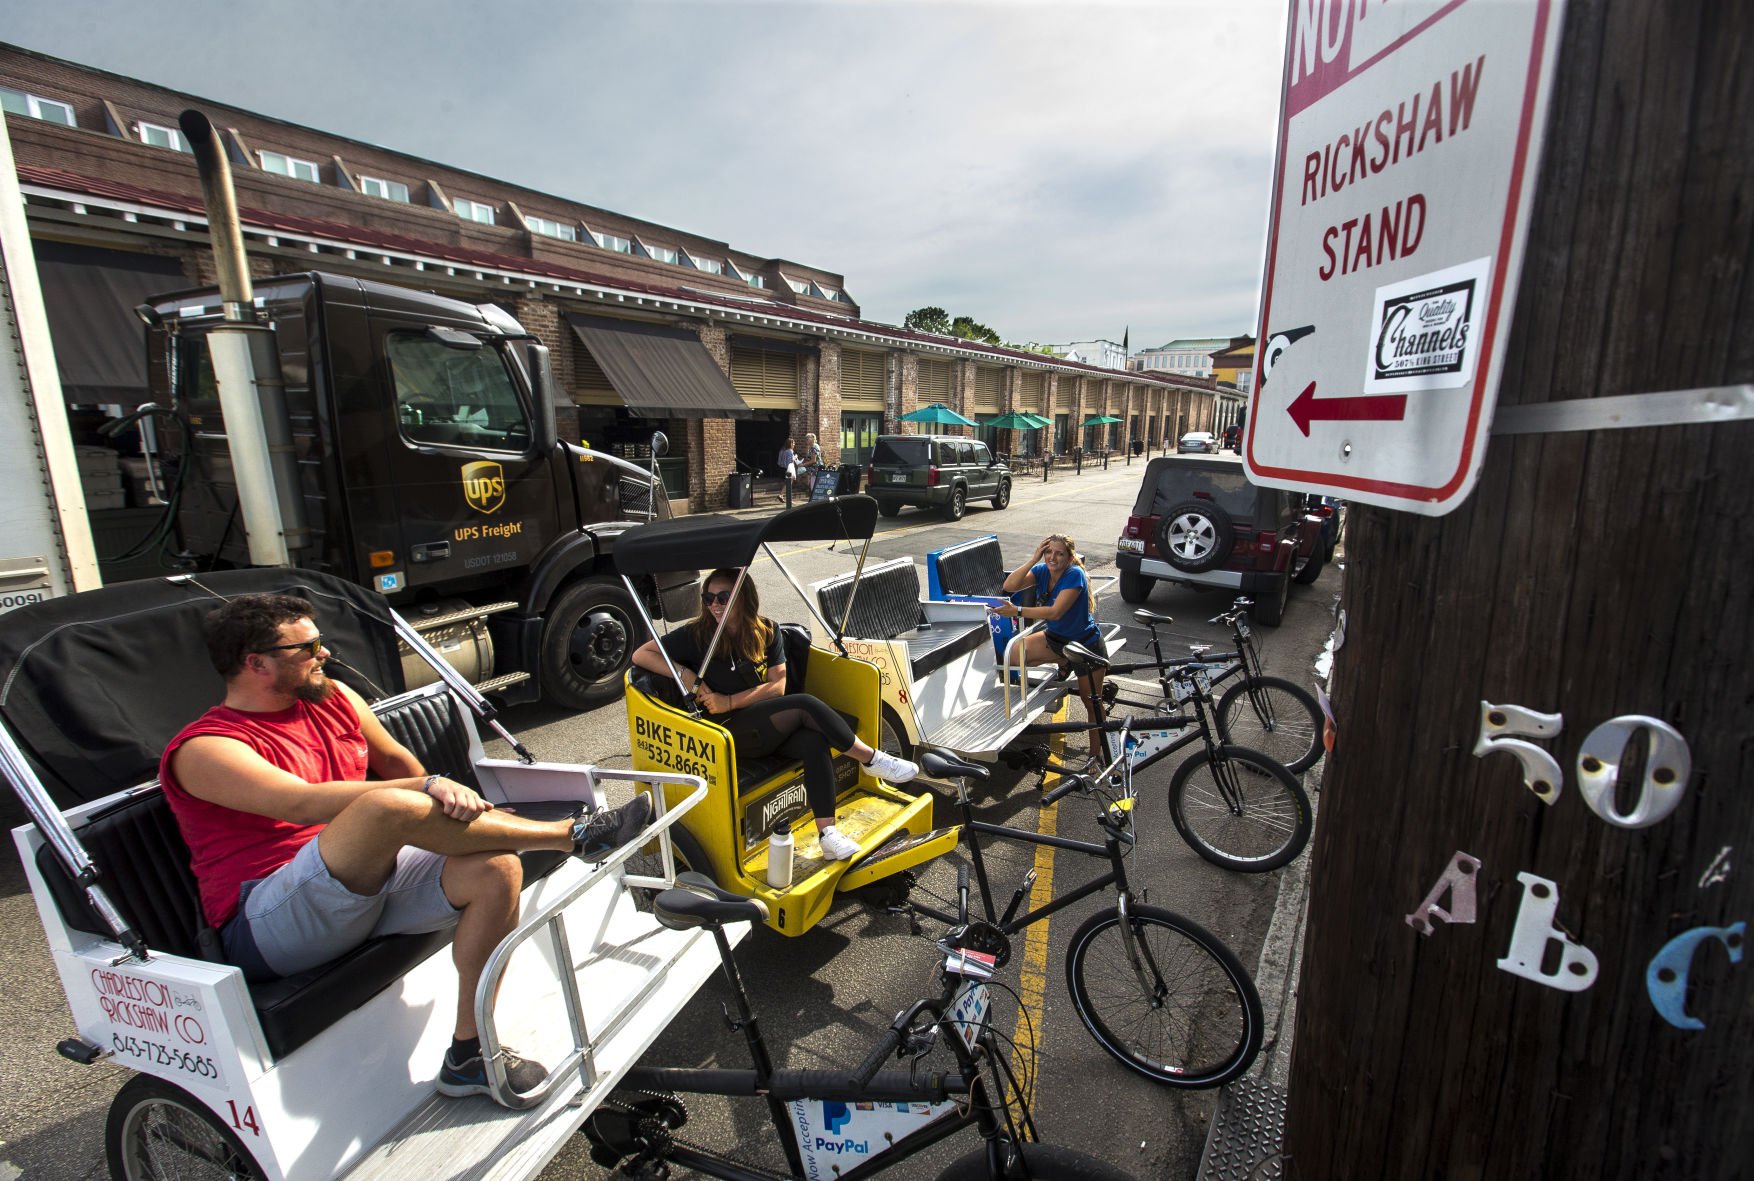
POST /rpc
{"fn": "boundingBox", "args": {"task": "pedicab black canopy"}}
[614,496,879,578]
[0,570,405,806]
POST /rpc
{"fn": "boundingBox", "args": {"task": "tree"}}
[950,316,1000,345]
[903,306,951,335]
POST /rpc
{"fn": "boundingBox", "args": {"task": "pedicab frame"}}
[1,569,727,1181]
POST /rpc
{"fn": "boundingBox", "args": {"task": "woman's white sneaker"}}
[818,827,861,861]
[866,750,919,784]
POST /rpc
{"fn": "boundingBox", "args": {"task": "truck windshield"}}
[388,333,530,451]
[872,438,929,466]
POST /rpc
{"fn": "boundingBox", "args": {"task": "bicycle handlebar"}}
[852,1027,905,1087]
[1040,774,1088,807]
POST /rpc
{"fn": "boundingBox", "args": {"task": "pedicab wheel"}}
[107,1074,266,1181]
[937,1140,1135,1179]
[879,705,916,763]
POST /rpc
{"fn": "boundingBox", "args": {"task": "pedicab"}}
[616,497,960,936]
[2,569,725,1181]
[804,534,1122,765]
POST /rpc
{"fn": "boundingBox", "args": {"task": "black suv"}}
[866,434,1012,521]
[1114,455,1329,625]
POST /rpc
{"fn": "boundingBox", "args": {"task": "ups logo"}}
[461,461,506,514]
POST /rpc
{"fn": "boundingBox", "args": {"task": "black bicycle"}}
[1022,645,1312,873]
[902,745,1264,1089]
[1104,598,1323,775]
[586,872,1132,1180]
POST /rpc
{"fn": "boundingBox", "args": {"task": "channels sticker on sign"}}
[1245,0,1564,515]
[1365,256,1490,391]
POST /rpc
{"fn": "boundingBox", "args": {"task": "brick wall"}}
[692,321,735,511]
[816,341,842,464]
[895,354,919,432]
[512,297,580,445]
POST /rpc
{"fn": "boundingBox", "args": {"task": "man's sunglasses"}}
[701,590,734,607]
[257,636,325,660]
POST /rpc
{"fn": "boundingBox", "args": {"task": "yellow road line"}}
[1010,788,1060,1115]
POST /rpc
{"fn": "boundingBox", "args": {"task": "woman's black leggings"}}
[719,694,857,820]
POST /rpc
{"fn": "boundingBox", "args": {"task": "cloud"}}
[6,0,1287,346]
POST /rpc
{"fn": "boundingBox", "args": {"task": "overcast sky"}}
[9,0,1288,350]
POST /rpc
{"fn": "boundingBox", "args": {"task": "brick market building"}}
[2,42,1217,514]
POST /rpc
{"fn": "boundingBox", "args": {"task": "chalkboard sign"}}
[809,469,838,502]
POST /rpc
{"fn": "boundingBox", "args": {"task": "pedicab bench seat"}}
[33,689,568,1060]
[814,558,990,679]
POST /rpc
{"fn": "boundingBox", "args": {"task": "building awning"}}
[33,242,185,404]
[565,313,749,418]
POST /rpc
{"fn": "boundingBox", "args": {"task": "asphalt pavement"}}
[0,454,1340,1180]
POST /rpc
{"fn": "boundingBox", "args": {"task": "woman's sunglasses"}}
[701,590,734,607]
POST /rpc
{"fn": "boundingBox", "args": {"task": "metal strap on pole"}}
[1491,385,1754,435]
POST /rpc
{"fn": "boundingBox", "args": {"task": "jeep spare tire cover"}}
[1155,500,1234,574]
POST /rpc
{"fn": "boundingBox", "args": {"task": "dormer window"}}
[260,150,321,183]
[0,88,74,126]
[454,197,496,225]
[591,229,633,254]
[138,121,187,152]
[640,241,679,264]
[526,215,577,241]
[359,175,410,203]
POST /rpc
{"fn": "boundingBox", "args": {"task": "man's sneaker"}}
[572,795,652,861]
[866,750,919,784]
[437,1044,547,1099]
[818,826,861,861]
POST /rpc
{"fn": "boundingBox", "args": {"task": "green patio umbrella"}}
[1081,415,1124,426]
[901,402,979,427]
[982,411,1043,430]
[1023,413,1053,428]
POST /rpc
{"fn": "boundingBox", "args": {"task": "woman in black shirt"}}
[630,568,919,860]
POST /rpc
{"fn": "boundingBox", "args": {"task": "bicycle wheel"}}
[1168,746,1311,872]
[1215,675,1322,772]
[937,1140,1136,1180]
[1064,904,1262,1088]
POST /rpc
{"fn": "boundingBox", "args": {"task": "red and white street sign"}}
[1245,0,1564,515]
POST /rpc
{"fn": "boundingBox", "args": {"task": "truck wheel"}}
[944,485,968,521]
[542,578,642,710]
[1119,570,1152,604]
[108,1075,265,1181]
[992,479,1012,510]
[877,500,903,518]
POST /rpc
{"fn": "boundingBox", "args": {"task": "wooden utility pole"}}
[1285,3,1753,1178]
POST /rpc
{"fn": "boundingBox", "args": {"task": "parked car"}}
[1178,431,1219,454]
[1114,455,1325,626]
[1222,425,1242,452]
[866,434,1012,520]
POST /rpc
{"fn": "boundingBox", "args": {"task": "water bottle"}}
[767,821,794,890]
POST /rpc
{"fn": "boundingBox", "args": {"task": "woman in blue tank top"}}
[990,534,1107,763]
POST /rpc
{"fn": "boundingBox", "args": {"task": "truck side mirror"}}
[523,340,558,456]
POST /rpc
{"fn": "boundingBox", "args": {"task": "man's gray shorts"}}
[222,838,460,980]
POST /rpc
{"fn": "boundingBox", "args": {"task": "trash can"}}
[727,472,753,508]
[836,462,861,494]
[1130,438,1144,456]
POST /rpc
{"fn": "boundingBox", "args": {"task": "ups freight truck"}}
[135,269,695,710]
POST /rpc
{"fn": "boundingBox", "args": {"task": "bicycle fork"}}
[1114,894,1171,1011]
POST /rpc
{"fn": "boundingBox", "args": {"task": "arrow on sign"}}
[1287,381,1408,437]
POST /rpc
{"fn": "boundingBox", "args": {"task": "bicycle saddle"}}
[921,749,990,781]
[1132,608,1174,625]
[653,871,768,931]
[1059,642,1110,672]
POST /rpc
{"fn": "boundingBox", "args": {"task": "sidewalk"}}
[1195,738,1322,1179]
